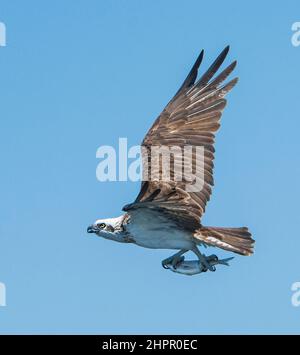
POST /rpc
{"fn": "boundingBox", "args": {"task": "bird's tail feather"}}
[194,226,255,256]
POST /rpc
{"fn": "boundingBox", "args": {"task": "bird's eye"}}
[97,223,106,229]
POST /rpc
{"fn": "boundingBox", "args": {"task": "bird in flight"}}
[87,46,254,274]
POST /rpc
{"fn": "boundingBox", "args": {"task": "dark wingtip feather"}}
[174,49,204,96]
[206,60,237,90]
[222,45,230,56]
[187,49,204,87]
[195,45,231,88]
[222,77,239,91]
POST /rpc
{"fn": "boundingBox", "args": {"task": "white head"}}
[87,215,129,243]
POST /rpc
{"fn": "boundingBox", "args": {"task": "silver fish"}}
[163,254,234,276]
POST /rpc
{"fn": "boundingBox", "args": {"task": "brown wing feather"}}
[123,47,238,229]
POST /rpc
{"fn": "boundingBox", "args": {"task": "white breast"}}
[126,209,195,250]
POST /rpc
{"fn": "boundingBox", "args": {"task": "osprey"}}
[87,46,254,273]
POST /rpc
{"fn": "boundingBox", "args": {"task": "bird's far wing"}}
[123,46,238,230]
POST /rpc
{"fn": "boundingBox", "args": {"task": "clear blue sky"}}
[1,0,300,334]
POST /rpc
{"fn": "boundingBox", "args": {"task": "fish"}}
[163,254,234,276]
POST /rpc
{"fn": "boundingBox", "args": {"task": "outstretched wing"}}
[123,46,237,231]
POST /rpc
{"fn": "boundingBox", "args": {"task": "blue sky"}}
[0,0,300,334]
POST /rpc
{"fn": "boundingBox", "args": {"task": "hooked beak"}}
[87,225,97,234]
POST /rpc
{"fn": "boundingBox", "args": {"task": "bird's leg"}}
[192,246,216,272]
[162,249,188,269]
